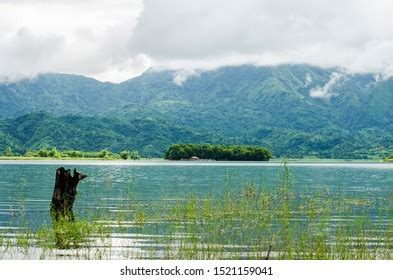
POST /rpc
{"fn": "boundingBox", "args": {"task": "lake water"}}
[0,160,392,259]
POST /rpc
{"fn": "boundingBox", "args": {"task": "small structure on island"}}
[190,156,200,160]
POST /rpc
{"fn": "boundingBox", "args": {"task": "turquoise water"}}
[0,160,392,230]
[0,160,392,259]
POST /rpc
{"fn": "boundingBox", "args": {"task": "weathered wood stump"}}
[50,167,87,248]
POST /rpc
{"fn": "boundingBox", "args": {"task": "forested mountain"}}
[1,64,392,158]
[0,112,223,157]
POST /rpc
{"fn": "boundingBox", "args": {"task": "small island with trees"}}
[165,144,272,161]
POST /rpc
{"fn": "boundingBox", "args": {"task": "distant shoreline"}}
[0,156,387,164]
[0,156,150,161]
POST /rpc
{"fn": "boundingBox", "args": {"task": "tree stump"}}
[50,167,87,248]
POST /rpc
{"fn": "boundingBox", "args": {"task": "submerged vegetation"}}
[165,144,272,161]
[0,162,391,260]
[1,146,140,160]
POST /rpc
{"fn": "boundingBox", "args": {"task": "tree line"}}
[165,144,272,161]
[2,147,140,160]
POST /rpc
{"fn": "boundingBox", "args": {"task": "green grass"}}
[1,162,392,259]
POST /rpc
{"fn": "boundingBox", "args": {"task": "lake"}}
[0,160,392,259]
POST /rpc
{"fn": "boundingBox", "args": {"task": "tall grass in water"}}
[1,162,392,259]
[120,162,392,259]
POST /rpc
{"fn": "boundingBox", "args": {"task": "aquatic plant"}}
[0,162,391,260]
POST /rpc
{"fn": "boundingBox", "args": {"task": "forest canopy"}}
[165,144,272,161]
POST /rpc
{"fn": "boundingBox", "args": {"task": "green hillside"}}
[0,112,224,157]
[1,65,393,158]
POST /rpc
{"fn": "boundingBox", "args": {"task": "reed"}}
[1,162,391,259]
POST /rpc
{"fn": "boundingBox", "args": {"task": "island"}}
[164,144,272,161]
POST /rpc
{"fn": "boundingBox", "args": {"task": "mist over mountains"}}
[1,64,392,158]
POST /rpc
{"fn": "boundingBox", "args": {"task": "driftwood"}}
[50,167,87,248]
[51,167,87,218]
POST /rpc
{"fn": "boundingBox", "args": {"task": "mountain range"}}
[1,64,392,158]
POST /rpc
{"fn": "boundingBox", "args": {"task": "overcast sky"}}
[1,0,393,82]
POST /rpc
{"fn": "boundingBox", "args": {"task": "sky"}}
[1,0,393,83]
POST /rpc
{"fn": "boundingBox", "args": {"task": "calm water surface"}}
[0,160,392,259]
[0,160,392,229]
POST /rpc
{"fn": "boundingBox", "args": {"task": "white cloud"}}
[0,27,65,82]
[129,0,393,77]
[94,54,151,83]
[374,65,393,82]
[304,73,312,87]
[1,0,393,82]
[173,69,200,86]
[0,0,143,82]
[309,72,343,99]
